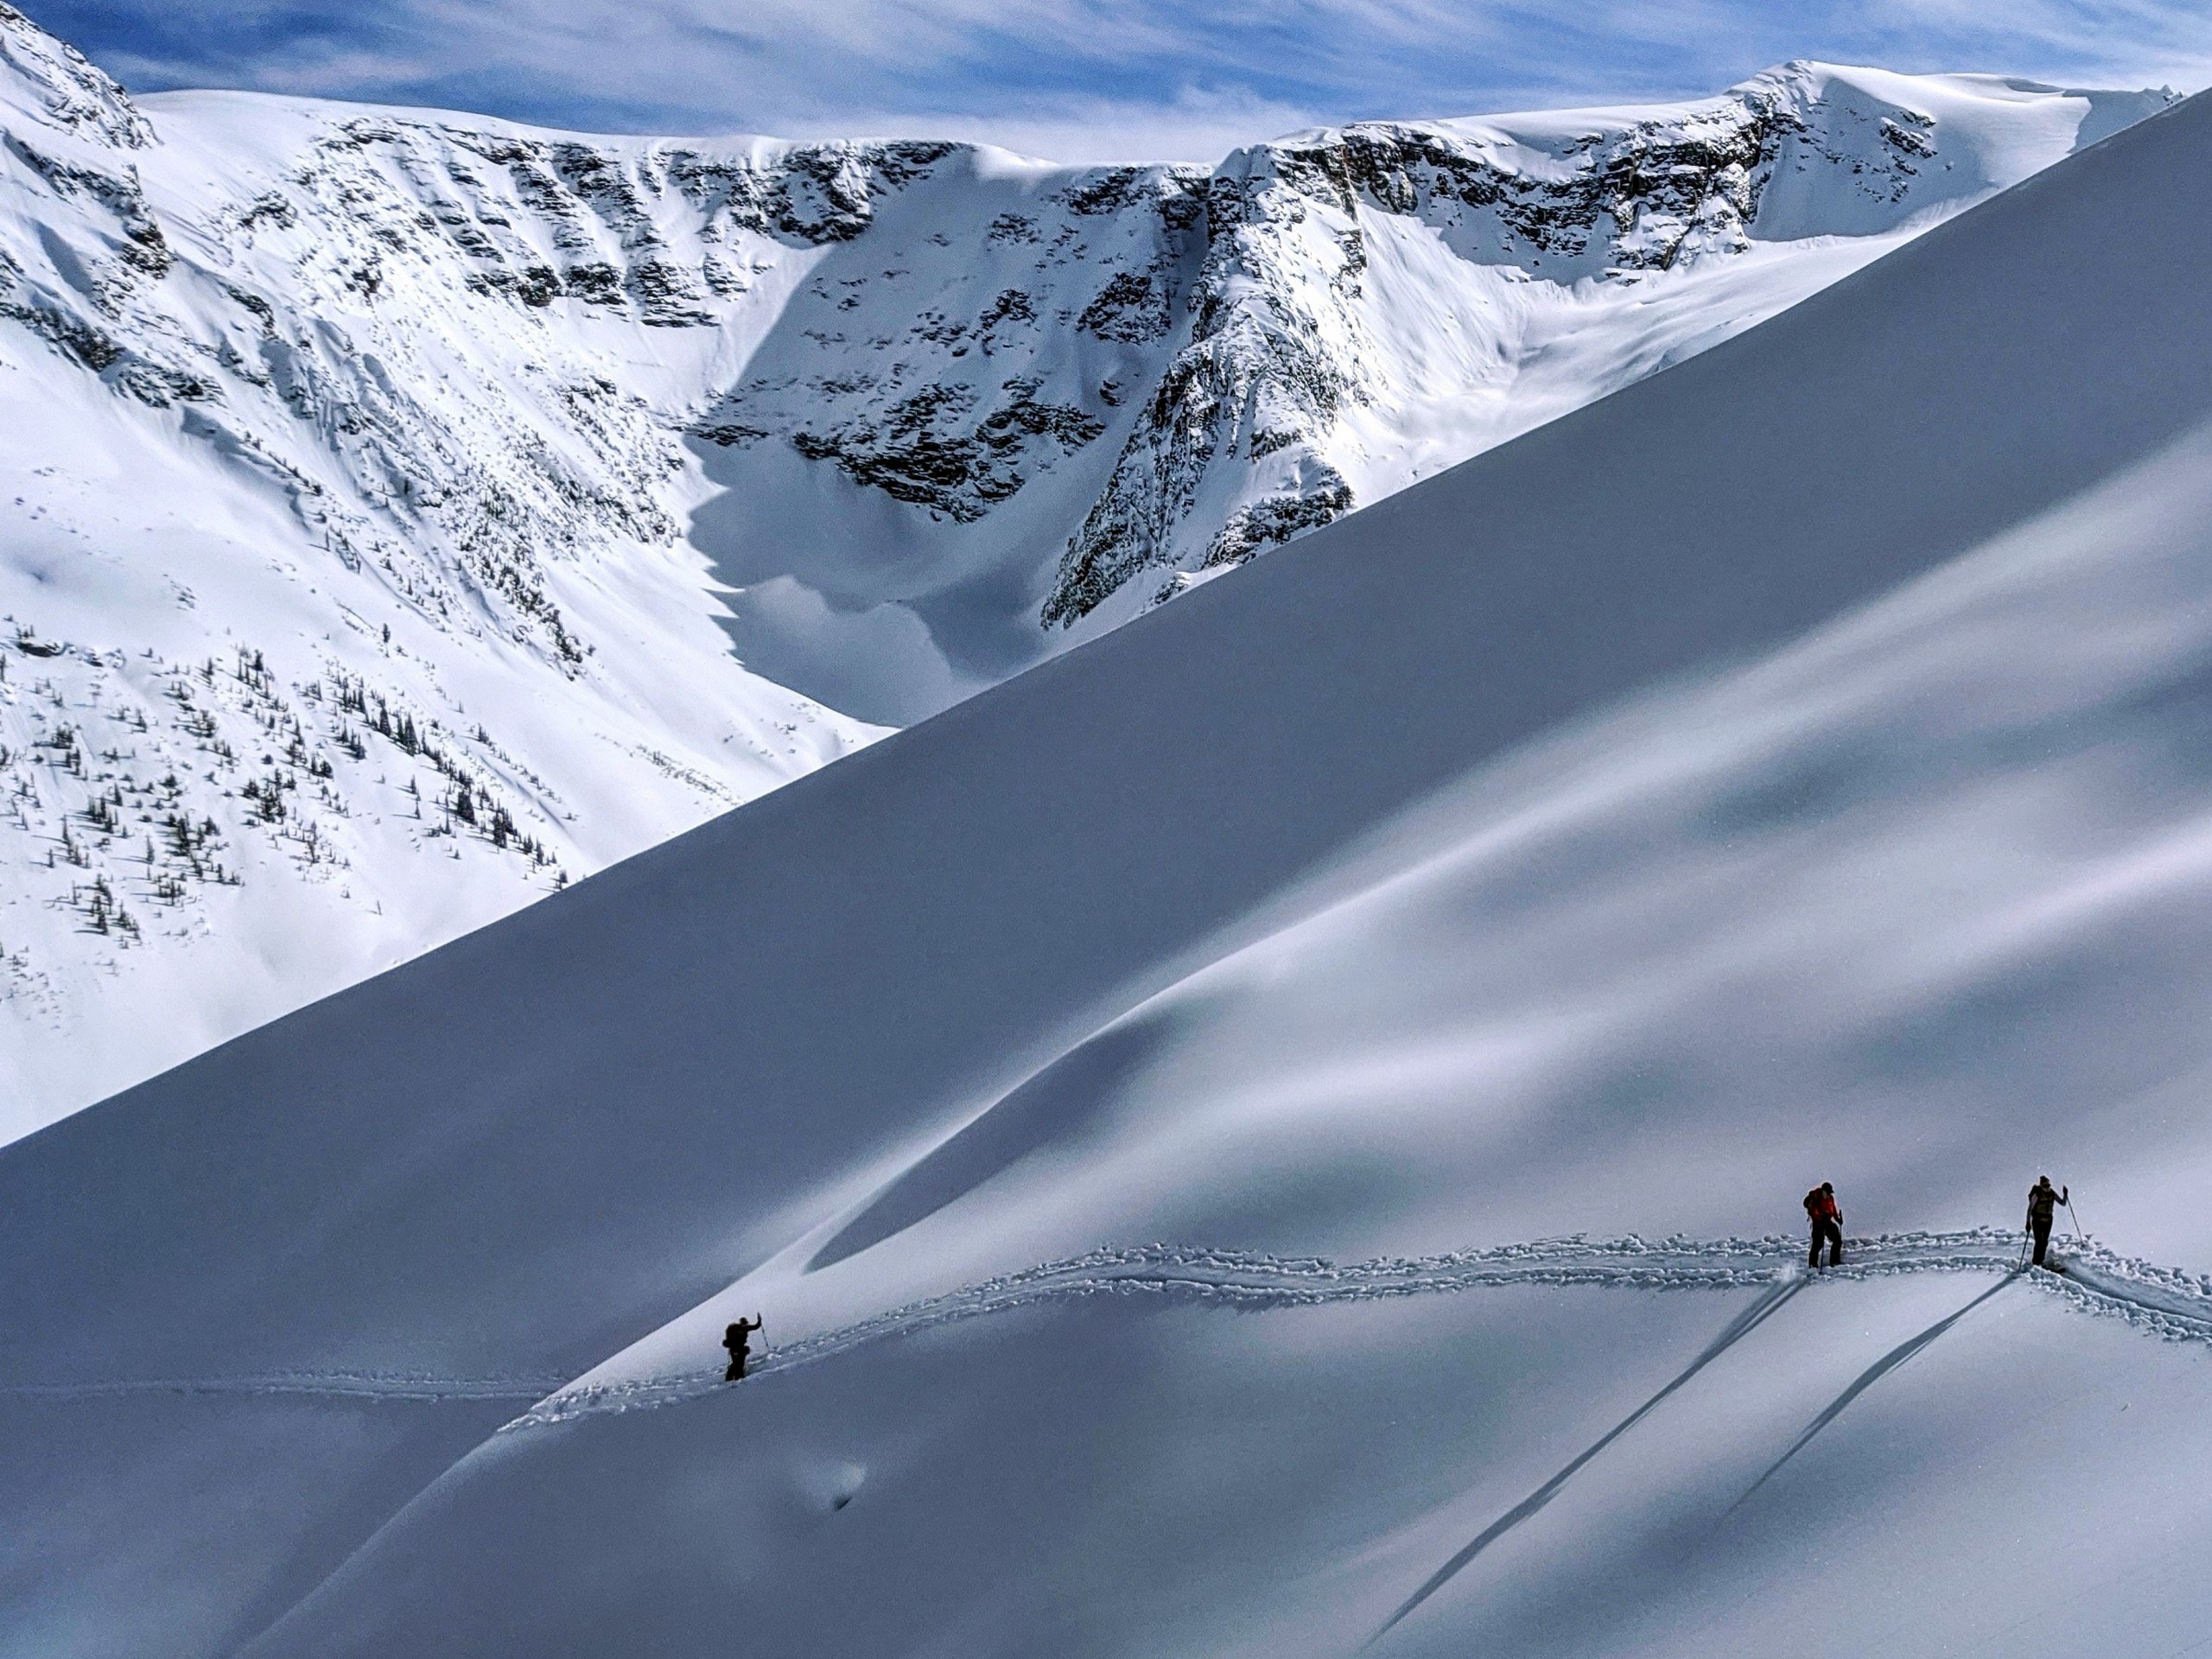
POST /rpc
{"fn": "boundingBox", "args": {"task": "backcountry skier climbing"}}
[723,1315,764,1382]
[2026,1176,2069,1268]
[1804,1181,1844,1269]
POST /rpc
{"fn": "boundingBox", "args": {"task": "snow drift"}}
[10,60,2212,1659]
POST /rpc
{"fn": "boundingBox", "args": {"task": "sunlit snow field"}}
[8,28,2212,1659]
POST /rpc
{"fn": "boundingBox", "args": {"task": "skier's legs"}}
[1808,1218,1842,1268]
[2032,1219,2051,1266]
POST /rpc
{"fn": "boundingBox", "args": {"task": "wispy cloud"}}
[788,88,1328,167]
[23,0,2212,162]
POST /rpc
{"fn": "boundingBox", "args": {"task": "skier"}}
[723,1315,764,1382]
[1804,1181,1844,1269]
[2025,1176,2069,1269]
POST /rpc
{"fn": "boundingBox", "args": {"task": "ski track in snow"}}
[505,1230,2212,1428]
[8,1230,2205,1420]
[0,1371,565,1404]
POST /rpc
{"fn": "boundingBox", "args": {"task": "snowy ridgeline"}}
[8,84,2212,1658]
[0,0,2176,1132]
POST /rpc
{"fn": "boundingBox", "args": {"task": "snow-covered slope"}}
[0,7,884,1134]
[9,82,2212,1659]
[0,1,2172,1135]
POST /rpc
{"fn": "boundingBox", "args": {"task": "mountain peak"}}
[0,16,2183,1133]
[0,2,152,148]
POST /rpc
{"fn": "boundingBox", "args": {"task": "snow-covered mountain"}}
[690,61,2176,703]
[0,6,887,1131]
[0,0,2176,1135]
[7,79,2212,1658]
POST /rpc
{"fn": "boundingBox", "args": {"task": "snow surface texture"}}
[10,85,2212,1658]
[0,0,2173,1135]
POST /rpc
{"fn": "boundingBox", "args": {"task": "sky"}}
[24,0,2212,162]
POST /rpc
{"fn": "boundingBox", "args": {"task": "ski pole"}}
[2065,1198,2084,1240]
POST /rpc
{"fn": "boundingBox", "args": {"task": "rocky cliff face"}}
[1043,67,2177,627]
[0,2,2174,1130]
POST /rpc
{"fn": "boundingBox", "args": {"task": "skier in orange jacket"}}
[1804,1182,1843,1269]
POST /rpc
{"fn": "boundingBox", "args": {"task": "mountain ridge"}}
[7,60,2212,1659]
[0,0,2177,1136]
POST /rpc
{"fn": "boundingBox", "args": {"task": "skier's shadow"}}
[1368,1272,1808,1646]
[1718,1267,2020,1521]
[1370,1267,2027,1647]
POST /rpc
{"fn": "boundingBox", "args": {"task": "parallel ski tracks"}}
[9,1230,2207,1422]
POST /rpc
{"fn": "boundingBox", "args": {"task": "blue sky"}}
[27,0,2212,160]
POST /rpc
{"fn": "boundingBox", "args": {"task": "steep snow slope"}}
[0,8,881,1134]
[10,85,2212,1659]
[0,0,2171,1135]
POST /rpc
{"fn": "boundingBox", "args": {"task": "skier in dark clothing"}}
[723,1315,763,1382]
[1804,1182,1843,1269]
[2025,1176,2069,1268]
